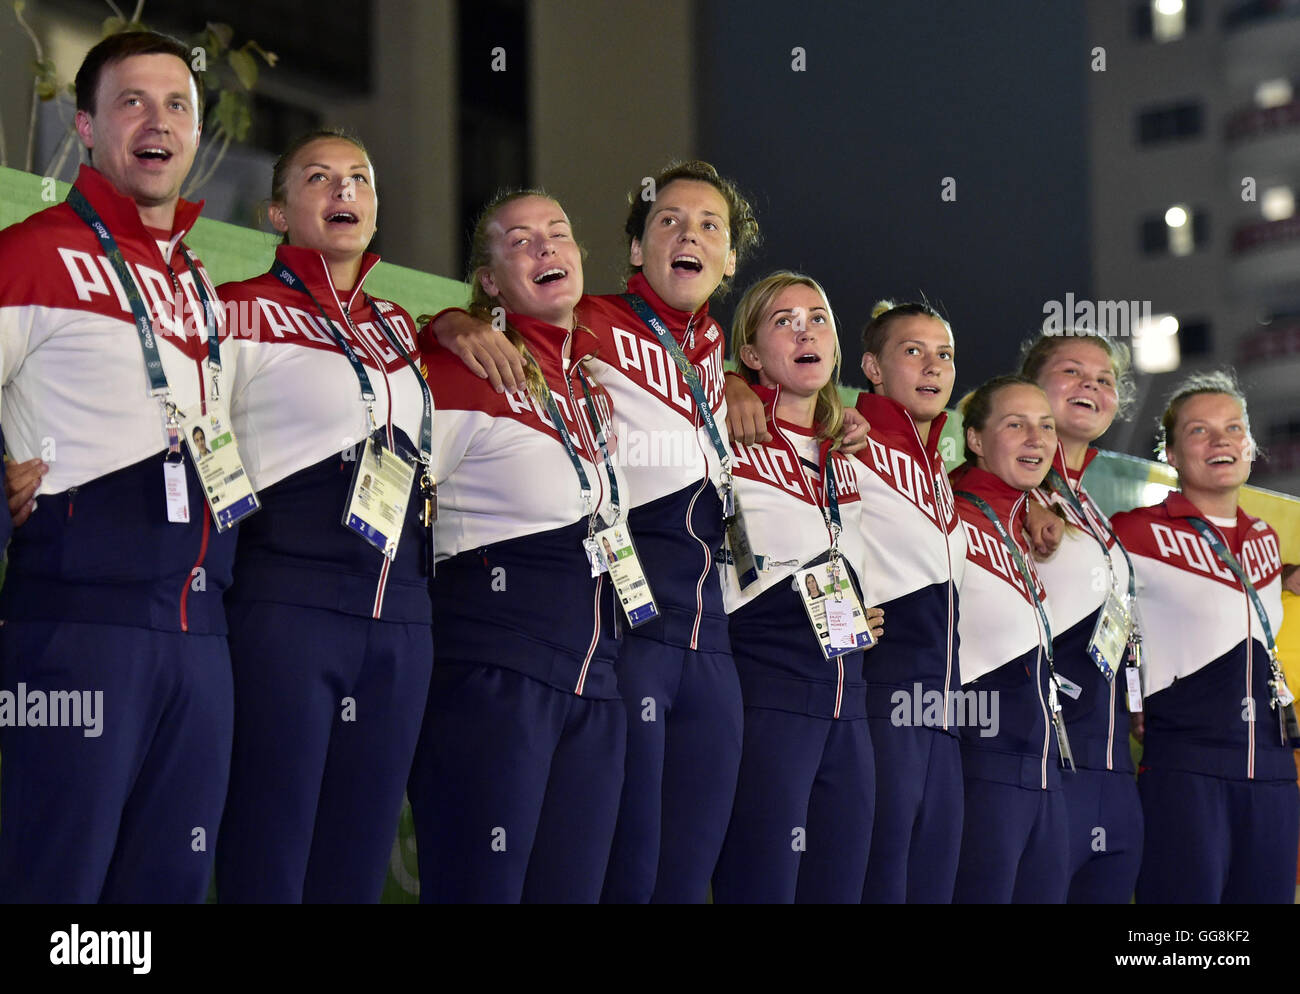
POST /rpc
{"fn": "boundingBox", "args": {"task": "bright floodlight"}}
[1165,206,1188,228]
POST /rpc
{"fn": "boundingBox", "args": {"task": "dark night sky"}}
[695,0,1093,398]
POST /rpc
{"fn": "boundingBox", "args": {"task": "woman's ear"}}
[966,426,984,459]
[268,202,289,235]
[478,269,500,299]
[861,352,884,388]
[739,343,762,373]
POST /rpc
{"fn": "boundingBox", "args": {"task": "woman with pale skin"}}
[214,130,433,903]
[407,190,630,903]
[1018,332,1144,902]
[710,272,883,903]
[950,376,1069,903]
[1111,373,1300,903]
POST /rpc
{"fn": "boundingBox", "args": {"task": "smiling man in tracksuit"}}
[0,32,238,902]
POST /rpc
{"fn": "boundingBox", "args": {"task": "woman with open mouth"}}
[710,271,884,903]
[426,160,761,903]
[1018,331,1144,903]
[850,300,968,903]
[950,375,1069,903]
[405,190,629,903]
[1110,372,1300,903]
[215,129,434,903]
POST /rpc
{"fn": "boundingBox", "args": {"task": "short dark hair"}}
[75,30,204,117]
[623,160,760,297]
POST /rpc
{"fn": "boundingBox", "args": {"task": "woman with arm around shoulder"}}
[405,191,628,903]
[1109,371,1299,903]
[950,375,1070,903]
[215,130,434,902]
[1020,332,1144,902]
[426,161,761,903]
[710,272,884,903]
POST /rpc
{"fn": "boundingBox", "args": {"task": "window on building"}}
[1256,78,1294,109]
[1140,205,1209,255]
[1133,314,1182,373]
[1262,186,1296,222]
[1136,101,1204,144]
[1134,0,1202,40]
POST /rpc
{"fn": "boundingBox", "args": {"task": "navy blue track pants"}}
[0,621,232,903]
[216,601,432,903]
[713,708,873,903]
[861,722,964,903]
[953,777,1069,903]
[600,634,743,903]
[1135,768,1299,904]
[1062,767,1143,903]
[407,659,626,903]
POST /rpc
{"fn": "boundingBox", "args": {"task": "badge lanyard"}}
[573,366,621,523]
[773,424,847,598]
[1044,465,1144,688]
[1187,518,1297,736]
[1044,466,1136,604]
[542,372,620,538]
[365,295,436,527]
[622,294,735,517]
[271,260,381,435]
[956,489,1075,768]
[66,188,222,451]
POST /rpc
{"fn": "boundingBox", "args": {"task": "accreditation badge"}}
[795,563,875,661]
[1087,588,1133,681]
[342,435,417,560]
[593,522,659,627]
[180,399,259,531]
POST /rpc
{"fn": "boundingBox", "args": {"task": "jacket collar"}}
[953,464,1031,526]
[1163,490,1255,532]
[509,311,601,371]
[855,390,949,465]
[274,243,382,314]
[71,163,204,253]
[626,272,709,338]
[1050,441,1100,489]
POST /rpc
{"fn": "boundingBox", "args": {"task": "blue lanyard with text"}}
[271,261,377,409]
[1044,467,1136,603]
[622,293,735,516]
[955,490,1054,663]
[66,187,221,399]
[574,366,621,523]
[1187,518,1277,658]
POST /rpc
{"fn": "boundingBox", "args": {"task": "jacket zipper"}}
[179,500,211,633]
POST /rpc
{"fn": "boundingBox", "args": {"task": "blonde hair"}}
[1156,368,1257,464]
[730,271,845,442]
[424,189,572,406]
